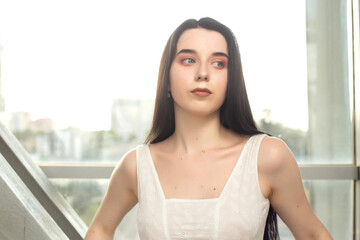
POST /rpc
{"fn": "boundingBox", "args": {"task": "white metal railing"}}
[37,162,360,180]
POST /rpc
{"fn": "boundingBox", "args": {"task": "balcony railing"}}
[37,162,359,180]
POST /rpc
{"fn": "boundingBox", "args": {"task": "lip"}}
[191,88,212,97]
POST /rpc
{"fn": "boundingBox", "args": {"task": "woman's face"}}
[169,28,228,117]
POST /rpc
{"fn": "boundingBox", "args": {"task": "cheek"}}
[169,65,191,93]
[169,67,182,97]
[217,72,229,93]
[220,80,228,101]
[216,74,228,104]
[169,66,177,91]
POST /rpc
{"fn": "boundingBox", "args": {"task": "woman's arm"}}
[258,137,332,240]
[85,150,138,240]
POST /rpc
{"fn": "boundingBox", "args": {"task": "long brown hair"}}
[145,17,279,240]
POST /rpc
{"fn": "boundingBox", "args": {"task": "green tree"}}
[55,180,103,226]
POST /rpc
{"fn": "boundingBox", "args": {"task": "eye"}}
[181,58,196,64]
[213,61,226,68]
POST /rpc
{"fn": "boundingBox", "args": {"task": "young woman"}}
[85,18,332,239]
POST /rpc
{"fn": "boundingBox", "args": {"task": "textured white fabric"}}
[136,134,270,240]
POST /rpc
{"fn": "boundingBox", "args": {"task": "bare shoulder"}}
[111,148,138,195]
[113,148,137,177]
[257,136,332,239]
[257,135,301,199]
[258,136,297,175]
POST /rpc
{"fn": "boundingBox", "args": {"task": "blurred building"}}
[111,98,154,142]
[31,118,56,133]
[10,112,32,132]
[35,128,83,162]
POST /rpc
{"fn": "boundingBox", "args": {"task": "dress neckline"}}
[144,135,254,202]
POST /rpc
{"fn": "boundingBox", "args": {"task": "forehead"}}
[176,28,228,54]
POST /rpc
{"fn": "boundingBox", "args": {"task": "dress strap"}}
[136,144,164,203]
[136,144,148,202]
[244,134,267,162]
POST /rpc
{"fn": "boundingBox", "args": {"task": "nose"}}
[195,64,209,81]
[195,72,208,81]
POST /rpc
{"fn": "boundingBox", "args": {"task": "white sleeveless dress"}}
[136,134,270,240]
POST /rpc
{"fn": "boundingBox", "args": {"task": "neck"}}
[170,109,226,154]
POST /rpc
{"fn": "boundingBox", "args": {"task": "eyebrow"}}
[176,49,229,58]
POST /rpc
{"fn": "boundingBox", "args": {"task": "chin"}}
[187,107,221,117]
[174,100,223,115]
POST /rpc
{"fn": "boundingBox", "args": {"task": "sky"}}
[0,0,308,131]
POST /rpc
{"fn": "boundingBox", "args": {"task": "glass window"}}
[51,179,141,239]
[279,180,353,239]
[255,0,352,164]
[50,179,109,226]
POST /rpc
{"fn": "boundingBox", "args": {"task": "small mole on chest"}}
[213,187,216,191]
